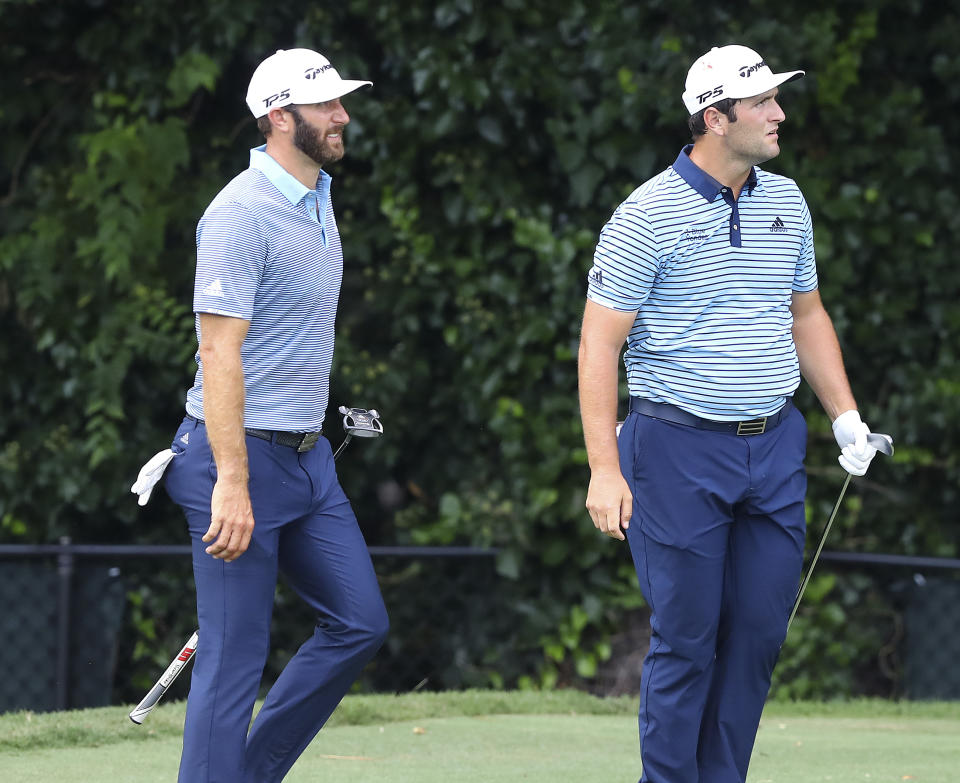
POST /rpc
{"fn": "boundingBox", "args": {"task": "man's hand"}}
[203,478,255,561]
[832,409,878,476]
[586,469,633,541]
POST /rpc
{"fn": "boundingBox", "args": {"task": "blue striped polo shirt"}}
[587,145,818,420]
[184,146,342,431]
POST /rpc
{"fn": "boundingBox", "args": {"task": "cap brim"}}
[312,79,373,103]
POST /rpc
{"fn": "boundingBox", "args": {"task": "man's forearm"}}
[200,343,248,483]
[792,306,857,420]
[578,338,622,473]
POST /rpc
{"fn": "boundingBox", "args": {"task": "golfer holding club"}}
[578,45,881,783]
[159,49,388,782]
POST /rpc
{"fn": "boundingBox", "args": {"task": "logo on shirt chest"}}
[769,216,788,233]
[680,227,711,243]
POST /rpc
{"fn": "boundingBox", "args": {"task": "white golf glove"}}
[831,410,877,477]
[130,448,176,506]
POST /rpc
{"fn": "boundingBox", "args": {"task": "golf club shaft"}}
[787,473,852,630]
[332,433,353,461]
[787,431,894,630]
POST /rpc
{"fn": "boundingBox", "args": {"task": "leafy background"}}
[2,0,957,700]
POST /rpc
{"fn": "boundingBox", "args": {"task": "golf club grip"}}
[129,631,198,724]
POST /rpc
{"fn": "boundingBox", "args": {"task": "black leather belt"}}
[244,428,322,452]
[187,415,322,452]
[629,397,792,436]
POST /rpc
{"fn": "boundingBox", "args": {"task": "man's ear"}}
[702,106,726,136]
[268,106,293,134]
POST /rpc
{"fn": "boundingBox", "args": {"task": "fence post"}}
[56,535,74,710]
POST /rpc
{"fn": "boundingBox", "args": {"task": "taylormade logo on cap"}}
[245,48,372,118]
[681,45,804,115]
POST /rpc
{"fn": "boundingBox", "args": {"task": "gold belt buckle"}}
[737,417,767,436]
[297,432,321,452]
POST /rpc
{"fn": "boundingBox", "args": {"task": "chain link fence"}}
[0,554,126,712]
[1,544,959,713]
[0,542,527,713]
[775,553,960,700]
[903,574,960,699]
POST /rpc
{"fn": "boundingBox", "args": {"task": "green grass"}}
[1,692,958,782]
[0,690,634,753]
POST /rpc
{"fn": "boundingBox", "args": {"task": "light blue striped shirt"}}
[185,146,341,431]
[587,146,818,420]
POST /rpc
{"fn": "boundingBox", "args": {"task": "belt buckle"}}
[737,417,767,436]
[297,432,320,452]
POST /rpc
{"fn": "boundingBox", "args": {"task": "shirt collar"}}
[249,145,331,205]
[672,144,758,201]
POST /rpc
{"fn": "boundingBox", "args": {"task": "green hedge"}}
[2,0,957,698]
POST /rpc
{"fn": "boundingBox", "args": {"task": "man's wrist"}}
[589,463,622,476]
[215,471,249,485]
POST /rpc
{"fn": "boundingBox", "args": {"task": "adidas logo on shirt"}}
[588,266,604,289]
[769,217,787,233]
[202,278,224,297]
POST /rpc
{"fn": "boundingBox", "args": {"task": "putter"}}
[787,432,895,630]
[332,406,383,459]
[129,405,384,725]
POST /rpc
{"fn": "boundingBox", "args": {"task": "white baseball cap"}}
[681,45,803,115]
[245,48,372,118]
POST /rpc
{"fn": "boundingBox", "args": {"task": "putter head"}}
[338,406,384,438]
[867,432,894,457]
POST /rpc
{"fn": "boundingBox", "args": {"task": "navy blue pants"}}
[164,417,388,783]
[618,406,807,783]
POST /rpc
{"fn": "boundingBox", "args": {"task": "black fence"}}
[813,552,960,700]
[1,543,959,713]
[0,541,512,713]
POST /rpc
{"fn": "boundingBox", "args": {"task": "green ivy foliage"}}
[2,0,957,698]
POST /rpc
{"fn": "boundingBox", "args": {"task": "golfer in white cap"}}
[579,44,881,782]
[161,48,387,782]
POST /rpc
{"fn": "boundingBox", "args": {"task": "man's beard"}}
[289,107,343,166]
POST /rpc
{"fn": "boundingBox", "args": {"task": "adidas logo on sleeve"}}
[201,278,224,297]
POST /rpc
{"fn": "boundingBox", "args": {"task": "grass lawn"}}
[1,691,957,782]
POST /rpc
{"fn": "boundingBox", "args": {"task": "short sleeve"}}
[193,201,268,319]
[792,195,818,292]
[586,202,659,312]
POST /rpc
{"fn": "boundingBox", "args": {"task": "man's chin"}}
[757,143,780,164]
[320,145,345,166]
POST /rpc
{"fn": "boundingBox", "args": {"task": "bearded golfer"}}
[161,49,388,782]
[578,45,881,782]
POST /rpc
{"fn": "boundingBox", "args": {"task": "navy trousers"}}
[618,405,807,783]
[164,416,388,783]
